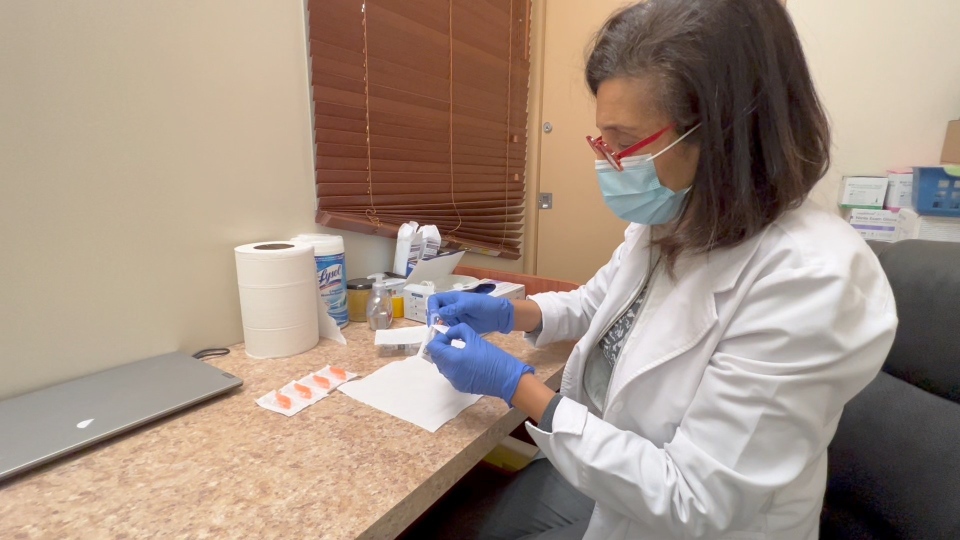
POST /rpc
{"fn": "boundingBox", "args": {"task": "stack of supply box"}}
[842,119,960,244]
[839,176,900,242]
[896,121,960,243]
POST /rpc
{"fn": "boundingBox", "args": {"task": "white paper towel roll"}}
[235,242,320,359]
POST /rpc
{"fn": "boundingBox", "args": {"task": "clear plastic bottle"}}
[366,278,394,330]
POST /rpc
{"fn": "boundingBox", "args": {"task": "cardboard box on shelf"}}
[943,120,960,165]
[838,176,887,209]
[885,169,913,211]
[896,208,960,243]
[846,209,899,242]
[477,279,526,301]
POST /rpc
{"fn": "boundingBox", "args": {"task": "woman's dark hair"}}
[587,0,830,266]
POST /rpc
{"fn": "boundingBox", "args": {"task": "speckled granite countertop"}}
[0,321,572,540]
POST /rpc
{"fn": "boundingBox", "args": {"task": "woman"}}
[424,0,897,539]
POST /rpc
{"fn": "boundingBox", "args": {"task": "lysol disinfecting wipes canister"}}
[292,234,349,328]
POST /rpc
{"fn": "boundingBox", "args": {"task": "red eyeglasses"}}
[586,124,675,172]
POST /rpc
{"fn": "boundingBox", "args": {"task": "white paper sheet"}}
[404,251,465,286]
[337,356,481,432]
[416,324,453,363]
[317,288,347,345]
[374,325,430,347]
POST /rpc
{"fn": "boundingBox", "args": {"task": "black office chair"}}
[821,240,960,539]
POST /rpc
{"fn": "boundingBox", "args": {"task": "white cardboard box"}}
[401,251,465,323]
[478,279,526,301]
[402,280,527,323]
[896,208,960,243]
[402,283,435,324]
[846,209,899,242]
[839,176,888,209]
[885,170,913,211]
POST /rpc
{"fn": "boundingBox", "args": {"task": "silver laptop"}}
[0,352,242,482]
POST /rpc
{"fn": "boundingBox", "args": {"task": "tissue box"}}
[838,176,888,209]
[478,279,526,300]
[885,170,913,211]
[846,209,899,242]
[896,208,960,243]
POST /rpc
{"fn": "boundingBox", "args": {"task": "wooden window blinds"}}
[307,0,532,260]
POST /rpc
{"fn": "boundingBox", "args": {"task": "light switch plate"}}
[538,193,553,210]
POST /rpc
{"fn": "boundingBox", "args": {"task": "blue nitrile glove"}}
[427,292,515,334]
[426,323,534,404]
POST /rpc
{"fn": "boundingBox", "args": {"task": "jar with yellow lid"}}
[347,278,375,322]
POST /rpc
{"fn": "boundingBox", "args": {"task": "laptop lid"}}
[0,352,242,482]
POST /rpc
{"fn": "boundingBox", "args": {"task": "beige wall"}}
[0,1,521,400]
[788,0,960,209]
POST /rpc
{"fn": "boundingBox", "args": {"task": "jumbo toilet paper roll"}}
[235,242,320,359]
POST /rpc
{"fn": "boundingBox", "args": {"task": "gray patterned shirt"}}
[583,284,650,415]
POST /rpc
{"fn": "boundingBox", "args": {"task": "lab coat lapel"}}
[560,228,652,399]
[606,234,766,401]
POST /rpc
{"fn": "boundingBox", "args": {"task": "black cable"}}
[192,348,230,361]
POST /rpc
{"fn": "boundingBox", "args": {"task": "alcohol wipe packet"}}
[256,388,310,417]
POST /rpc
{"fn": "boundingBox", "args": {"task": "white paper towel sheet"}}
[337,356,482,432]
[316,288,347,346]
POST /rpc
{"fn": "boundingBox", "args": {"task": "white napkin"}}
[337,356,482,432]
[317,288,347,345]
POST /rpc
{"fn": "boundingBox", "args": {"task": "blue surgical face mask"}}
[596,125,700,225]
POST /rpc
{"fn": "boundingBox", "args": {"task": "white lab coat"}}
[525,202,898,540]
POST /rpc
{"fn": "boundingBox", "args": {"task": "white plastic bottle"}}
[291,234,349,328]
[366,277,394,330]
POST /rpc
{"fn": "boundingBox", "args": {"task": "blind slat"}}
[316,128,366,147]
[317,169,525,185]
[372,209,523,223]
[314,86,366,110]
[333,205,525,217]
[317,155,525,176]
[315,145,524,167]
[332,205,525,217]
[318,183,523,197]
[314,102,366,122]
[314,115,367,134]
[322,192,524,207]
[374,0,449,34]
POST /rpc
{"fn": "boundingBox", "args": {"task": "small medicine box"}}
[846,209,899,242]
[885,169,913,211]
[838,176,887,210]
[911,166,960,218]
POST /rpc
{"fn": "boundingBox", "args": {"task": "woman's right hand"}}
[427,292,515,334]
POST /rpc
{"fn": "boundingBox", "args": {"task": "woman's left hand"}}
[426,323,534,403]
